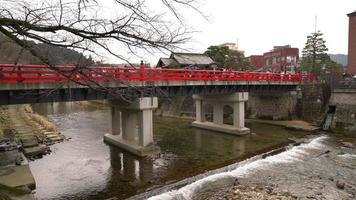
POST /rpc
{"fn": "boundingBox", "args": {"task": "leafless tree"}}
[0,0,203,100]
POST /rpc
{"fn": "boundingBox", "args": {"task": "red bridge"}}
[0,64,314,84]
[0,64,316,156]
[0,64,314,106]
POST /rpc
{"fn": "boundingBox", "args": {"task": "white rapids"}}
[148,136,328,200]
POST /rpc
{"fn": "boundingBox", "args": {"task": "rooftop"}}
[273,45,291,50]
[348,11,356,17]
[157,58,178,67]
[170,52,214,65]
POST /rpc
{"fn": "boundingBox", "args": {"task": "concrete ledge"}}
[192,121,250,135]
[245,119,320,132]
[0,165,36,189]
[103,134,160,157]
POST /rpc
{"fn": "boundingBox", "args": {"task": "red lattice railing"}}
[0,64,315,84]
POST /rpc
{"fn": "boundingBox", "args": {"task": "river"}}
[29,102,312,200]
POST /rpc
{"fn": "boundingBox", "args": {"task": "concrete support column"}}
[104,97,160,157]
[195,99,204,122]
[213,103,224,125]
[121,110,137,141]
[138,109,154,146]
[233,92,248,129]
[233,101,245,128]
[109,106,121,136]
[192,92,250,135]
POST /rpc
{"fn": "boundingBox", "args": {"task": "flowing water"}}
[29,102,312,200]
[146,136,330,200]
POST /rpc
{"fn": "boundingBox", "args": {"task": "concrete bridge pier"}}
[104,97,160,157]
[192,92,250,135]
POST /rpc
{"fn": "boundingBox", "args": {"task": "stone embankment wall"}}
[246,91,298,120]
[156,96,195,119]
[300,84,330,124]
[329,89,356,128]
[156,84,330,124]
[156,90,301,121]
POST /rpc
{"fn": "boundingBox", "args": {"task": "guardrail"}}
[333,79,356,89]
[0,64,315,84]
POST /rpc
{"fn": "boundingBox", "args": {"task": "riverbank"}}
[23,105,65,144]
[158,113,320,133]
[202,184,296,200]
[194,133,356,200]
[246,119,320,132]
[141,133,355,200]
[0,105,64,199]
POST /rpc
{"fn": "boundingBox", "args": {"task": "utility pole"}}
[236,38,239,50]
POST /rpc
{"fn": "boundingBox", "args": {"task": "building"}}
[248,55,264,70]
[94,60,151,68]
[347,11,356,75]
[156,52,216,69]
[218,42,245,55]
[249,45,299,73]
[263,45,299,73]
[218,42,238,51]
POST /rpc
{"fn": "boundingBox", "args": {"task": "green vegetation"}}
[204,46,253,70]
[0,194,11,200]
[0,107,12,140]
[301,31,342,80]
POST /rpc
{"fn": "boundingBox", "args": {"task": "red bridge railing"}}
[0,64,315,84]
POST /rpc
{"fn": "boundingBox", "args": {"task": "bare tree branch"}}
[0,0,204,100]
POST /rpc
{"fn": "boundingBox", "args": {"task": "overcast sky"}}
[137,0,355,65]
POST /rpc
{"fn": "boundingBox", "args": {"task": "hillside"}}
[0,34,94,66]
[329,54,348,67]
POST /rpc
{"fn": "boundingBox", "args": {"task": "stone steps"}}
[48,136,64,142]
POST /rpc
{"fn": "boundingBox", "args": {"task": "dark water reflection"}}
[29,102,309,200]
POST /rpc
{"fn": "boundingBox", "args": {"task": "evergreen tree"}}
[301,31,329,75]
[301,31,342,80]
[204,46,252,71]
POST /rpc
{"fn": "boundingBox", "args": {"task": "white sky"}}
[147,0,355,65]
[100,0,356,64]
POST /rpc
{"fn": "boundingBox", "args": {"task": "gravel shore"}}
[207,134,356,200]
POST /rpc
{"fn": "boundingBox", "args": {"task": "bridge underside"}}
[0,84,297,105]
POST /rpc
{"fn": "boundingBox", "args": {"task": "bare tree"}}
[0,0,202,95]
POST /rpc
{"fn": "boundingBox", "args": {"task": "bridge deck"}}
[0,64,314,105]
[0,64,314,89]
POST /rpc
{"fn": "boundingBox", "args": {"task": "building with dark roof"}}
[156,58,178,68]
[347,11,356,75]
[156,52,216,69]
[348,11,356,17]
